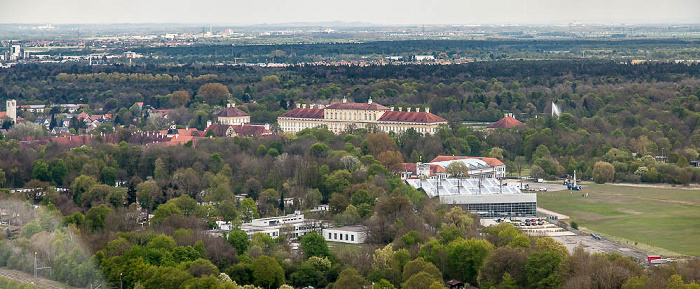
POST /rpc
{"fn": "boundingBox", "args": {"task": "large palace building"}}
[278,98,448,134]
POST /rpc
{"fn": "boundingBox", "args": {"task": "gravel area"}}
[552,235,649,262]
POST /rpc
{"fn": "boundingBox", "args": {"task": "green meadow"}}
[538,184,700,256]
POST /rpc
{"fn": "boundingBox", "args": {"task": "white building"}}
[401,155,507,180]
[322,225,367,244]
[405,178,536,218]
[240,211,325,240]
[415,55,435,62]
[10,45,21,61]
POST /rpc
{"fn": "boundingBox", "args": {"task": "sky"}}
[1,0,699,25]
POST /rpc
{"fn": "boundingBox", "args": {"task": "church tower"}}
[6,99,16,123]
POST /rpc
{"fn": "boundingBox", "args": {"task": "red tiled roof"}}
[378,111,447,124]
[233,125,272,137]
[431,164,446,174]
[430,155,505,166]
[402,163,445,175]
[487,116,524,129]
[325,102,390,111]
[205,124,230,137]
[216,107,249,117]
[0,112,6,118]
[403,163,417,172]
[279,108,324,119]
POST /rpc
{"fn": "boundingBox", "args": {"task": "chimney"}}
[425,107,430,114]
[296,103,300,108]
[264,123,270,130]
[407,107,411,112]
[504,113,508,118]
[368,97,373,104]
[398,107,402,111]
[391,107,394,111]
[342,97,347,103]
[227,103,233,108]
[206,120,212,127]
[302,104,307,109]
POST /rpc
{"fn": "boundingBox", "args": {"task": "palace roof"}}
[378,111,447,124]
[325,102,390,111]
[487,116,524,129]
[216,107,250,117]
[278,108,324,119]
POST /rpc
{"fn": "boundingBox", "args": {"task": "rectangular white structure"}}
[240,211,325,240]
[323,226,367,244]
[406,178,537,217]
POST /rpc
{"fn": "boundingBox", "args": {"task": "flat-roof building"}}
[322,225,367,244]
[406,178,536,218]
[240,211,326,240]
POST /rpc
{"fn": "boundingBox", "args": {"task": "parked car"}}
[538,187,548,191]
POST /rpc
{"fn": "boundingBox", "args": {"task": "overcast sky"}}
[2,0,699,25]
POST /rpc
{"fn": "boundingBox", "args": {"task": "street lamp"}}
[120,272,123,289]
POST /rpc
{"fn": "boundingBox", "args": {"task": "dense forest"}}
[1,60,700,183]
[1,129,699,289]
[0,58,699,288]
[39,39,700,63]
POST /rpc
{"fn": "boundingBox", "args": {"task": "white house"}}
[322,225,367,244]
[240,211,325,240]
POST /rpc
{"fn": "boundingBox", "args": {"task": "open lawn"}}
[538,184,700,256]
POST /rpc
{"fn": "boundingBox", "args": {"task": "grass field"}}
[538,184,700,256]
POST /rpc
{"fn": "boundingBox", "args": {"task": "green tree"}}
[227,230,249,255]
[323,170,351,199]
[375,279,396,289]
[334,268,368,289]
[300,232,330,259]
[402,271,443,289]
[514,156,527,177]
[152,202,184,224]
[137,181,160,216]
[445,161,469,178]
[31,160,51,182]
[525,251,562,289]
[593,161,615,184]
[240,197,259,222]
[72,175,97,206]
[219,200,239,224]
[252,256,285,289]
[21,221,42,238]
[309,142,330,157]
[101,166,118,186]
[85,204,113,232]
[0,168,5,188]
[622,275,652,289]
[49,159,67,186]
[402,257,442,283]
[446,238,494,284]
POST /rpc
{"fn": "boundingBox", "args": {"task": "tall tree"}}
[197,83,229,106]
[300,232,330,259]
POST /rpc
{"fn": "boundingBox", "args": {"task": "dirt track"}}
[552,235,649,262]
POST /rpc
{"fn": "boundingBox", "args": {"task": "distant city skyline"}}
[2,0,699,25]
